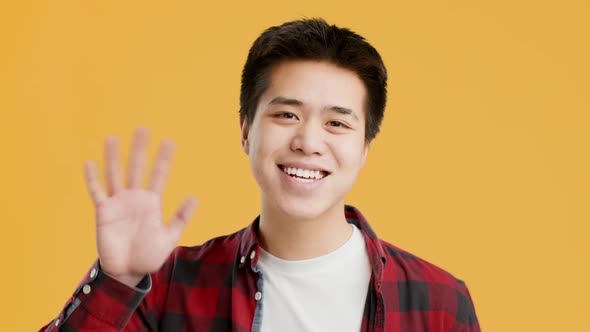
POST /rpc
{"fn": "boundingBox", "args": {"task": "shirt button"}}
[82,284,91,294]
[240,256,246,264]
[54,319,60,326]
[250,250,256,260]
[255,291,262,301]
[90,268,97,279]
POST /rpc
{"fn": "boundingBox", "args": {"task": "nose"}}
[290,120,326,156]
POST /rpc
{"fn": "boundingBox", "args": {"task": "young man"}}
[41,18,480,332]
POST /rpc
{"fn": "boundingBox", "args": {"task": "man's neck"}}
[258,201,353,261]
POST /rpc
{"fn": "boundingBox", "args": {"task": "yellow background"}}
[1,1,588,331]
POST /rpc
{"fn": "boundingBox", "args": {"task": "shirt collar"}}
[237,215,261,269]
[237,204,387,272]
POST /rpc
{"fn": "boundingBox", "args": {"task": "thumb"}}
[167,196,198,243]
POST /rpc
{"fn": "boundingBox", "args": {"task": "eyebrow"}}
[268,96,359,121]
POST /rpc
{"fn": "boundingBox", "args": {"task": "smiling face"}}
[241,60,370,221]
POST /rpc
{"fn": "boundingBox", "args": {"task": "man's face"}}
[241,60,370,220]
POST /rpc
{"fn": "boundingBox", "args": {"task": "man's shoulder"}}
[378,239,469,293]
[377,239,480,329]
[168,227,248,265]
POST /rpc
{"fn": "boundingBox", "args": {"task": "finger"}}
[127,127,150,189]
[167,196,198,243]
[104,136,123,195]
[148,139,175,195]
[84,160,108,206]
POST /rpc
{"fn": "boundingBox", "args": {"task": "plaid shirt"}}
[41,205,480,332]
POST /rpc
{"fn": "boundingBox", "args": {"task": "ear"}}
[360,139,371,169]
[240,116,250,155]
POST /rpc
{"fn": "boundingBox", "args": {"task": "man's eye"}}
[276,112,297,119]
[328,121,347,128]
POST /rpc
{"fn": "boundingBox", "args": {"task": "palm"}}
[96,190,166,276]
[84,127,197,283]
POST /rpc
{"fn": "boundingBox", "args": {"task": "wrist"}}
[99,266,145,288]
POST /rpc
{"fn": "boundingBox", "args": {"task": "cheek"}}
[333,143,366,171]
[249,126,285,164]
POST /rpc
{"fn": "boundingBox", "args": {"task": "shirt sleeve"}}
[39,260,152,332]
[456,282,481,332]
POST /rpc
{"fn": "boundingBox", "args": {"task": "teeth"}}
[282,166,326,180]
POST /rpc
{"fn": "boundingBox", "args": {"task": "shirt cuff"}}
[62,260,151,328]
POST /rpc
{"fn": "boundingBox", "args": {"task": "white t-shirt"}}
[257,224,371,332]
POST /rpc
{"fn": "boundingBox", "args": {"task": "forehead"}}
[260,60,367,117]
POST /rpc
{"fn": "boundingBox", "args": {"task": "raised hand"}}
[83,127,197,287]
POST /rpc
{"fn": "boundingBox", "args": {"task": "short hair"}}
[239,18,388,142]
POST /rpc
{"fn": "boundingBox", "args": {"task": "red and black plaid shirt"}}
[41,205,480,332]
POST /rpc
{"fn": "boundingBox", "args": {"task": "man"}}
[41,18,480,332]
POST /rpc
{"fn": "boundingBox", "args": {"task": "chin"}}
[273,196,335,221]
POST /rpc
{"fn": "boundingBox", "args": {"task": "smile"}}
[278,165,329,182]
